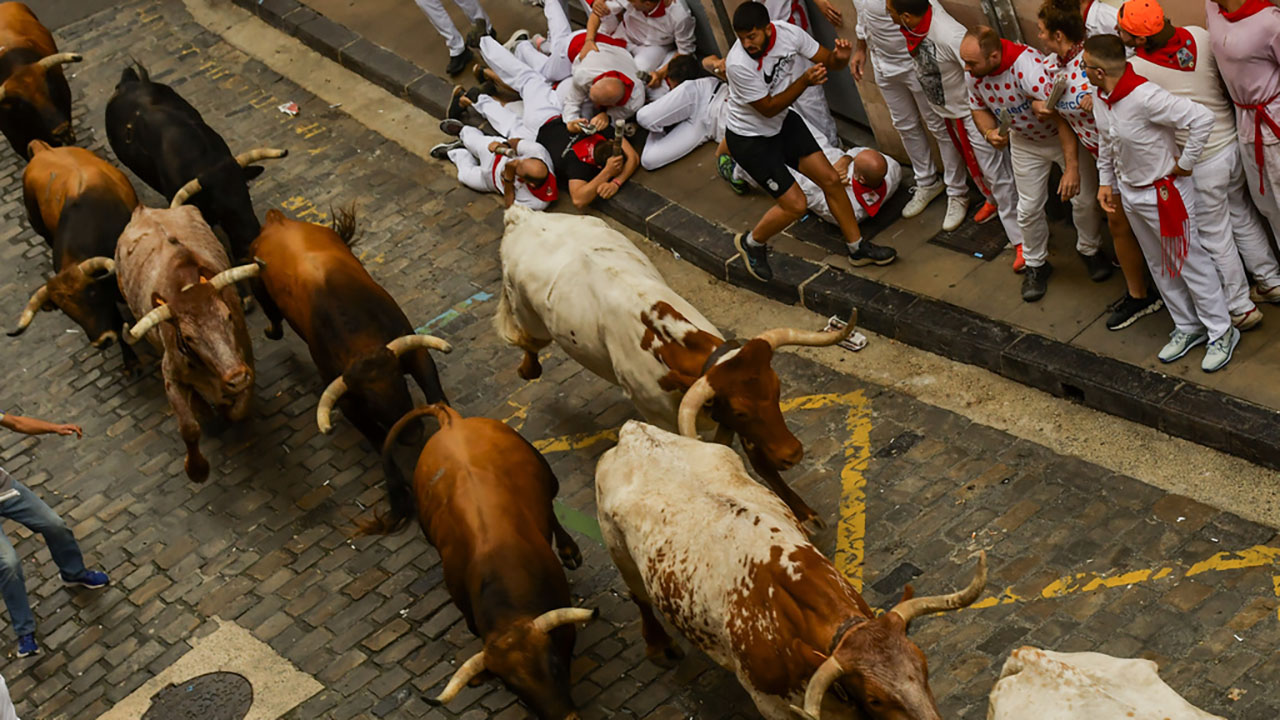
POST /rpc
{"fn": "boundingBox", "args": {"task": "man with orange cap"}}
[1118,0,1280,332]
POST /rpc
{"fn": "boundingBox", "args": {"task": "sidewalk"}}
[238,0,1280,470]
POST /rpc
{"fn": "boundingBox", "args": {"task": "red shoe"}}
[1012,244,1025,273]
[974,200,998,224]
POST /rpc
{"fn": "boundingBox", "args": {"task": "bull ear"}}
[242,165,265,182]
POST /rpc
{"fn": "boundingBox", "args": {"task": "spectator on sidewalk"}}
[725,2,895,281]
[849,0,969,229]
[412,0,494,76]
[1087,34,1239,372]
[962,26,1105,302]
[1119,0,1277,331]
[0,411,110,658]
[582,0,696,99]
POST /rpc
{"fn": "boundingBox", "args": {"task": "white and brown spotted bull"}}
[596,421,987,720]
[494,205,855,531]
[0,2,81,156]
[116,205,260,482]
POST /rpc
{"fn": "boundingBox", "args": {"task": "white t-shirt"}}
[725,21,821,137]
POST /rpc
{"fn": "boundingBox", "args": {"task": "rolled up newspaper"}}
[1045,71,1068,108]
[997,108,1012,135]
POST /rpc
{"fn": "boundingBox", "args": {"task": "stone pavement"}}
[0,2,1275,718]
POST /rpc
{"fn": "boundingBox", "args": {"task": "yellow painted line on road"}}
[1187,545,1280,576]
[534,428,620,455]
[1274,575,1280,622]
[833,392,871,594]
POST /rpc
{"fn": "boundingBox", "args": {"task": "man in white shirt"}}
[560,29,646,129]
[724,2,896,281]
[963,27,1104,302]
[850,0,967,229]
[1087,34,1239,372]
[757,0,839,146]
[1118,0,1277,331]
[635,57,732,170]
[582,0,696,99]
[432,125,559,210]
[737,144,904,225]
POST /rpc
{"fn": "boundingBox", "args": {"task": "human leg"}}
[540,0,576,82]
[1009,134,1054,269]
[474,95,521,137]
[1222,146,1280,293]
[877,70,939,188]
[413,0,466,57]
[965,116,1024,250]
[513,41,550,76]
[3,480,87,581]
[641,121,712,170]
[1192,148,1255,316]
[450,0,492,28]
[1240,138,1280,237]
[448,148,491,193]
[0,531,34,638]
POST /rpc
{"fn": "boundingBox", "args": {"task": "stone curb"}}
[235,0,1280,472]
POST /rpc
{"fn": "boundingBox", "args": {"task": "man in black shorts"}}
[724,2,897,280]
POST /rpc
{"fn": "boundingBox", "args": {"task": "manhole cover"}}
[141,671,253,720]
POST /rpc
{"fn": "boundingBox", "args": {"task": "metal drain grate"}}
[141,672,254,720]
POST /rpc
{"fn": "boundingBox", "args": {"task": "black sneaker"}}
[1106,292,1164,330]
[1020,262,1053,302]
[1081,251,1113,282]
[439,118,464,136]
[847,240,897,267]
[445,47,472,76]
[430,140,463,159]
[734,233,773,281]
[465,86,484,104]
[446,85,466,120]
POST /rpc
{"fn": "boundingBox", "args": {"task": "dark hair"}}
[1038,0,1086,44]
[971,25,1001,55]
[732,2,770,32]
[889,0,930,17]
[1083,33,1127,68]
[666,54,703,84]
[592,139,616,166]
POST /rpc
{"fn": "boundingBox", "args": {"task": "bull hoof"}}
[517,354,542,380]
[264,324,283,340]
[647,642,684,668]
[559,545,583,570]
[798,514,827,538]
[185,455,210,483]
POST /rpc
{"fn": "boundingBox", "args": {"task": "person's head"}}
[732,2,773,57]
[1082,34,1128,90]
[592,139,617,166]
[666,54,704,86]
[851,149,889,188]
[517,158,550,185]
[589,76,626,107]
[1037,0,1086,56]
[627,0,663,12]
[960,26,1003,77]
[886,0,930,28]
[1116,0,1169,49]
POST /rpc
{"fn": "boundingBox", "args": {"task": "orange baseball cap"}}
[1118,0,1166,36]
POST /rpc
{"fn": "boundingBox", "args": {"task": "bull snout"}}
[50,123,75,147]
[768,439,804,471]
[222,367,253,394]
[92,331,118,349]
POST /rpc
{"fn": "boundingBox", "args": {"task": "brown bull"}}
[377,404,594,720]
[0,3,81,155]
[116,205,259,482]
[11,140,138,368]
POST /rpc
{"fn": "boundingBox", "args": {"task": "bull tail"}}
[360,404,458,536]
[121,57,149,84]
[330,203,359,246]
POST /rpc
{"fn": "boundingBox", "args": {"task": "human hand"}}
[591,0,611,17]
[1031,99,1053,121]
[488,141,505,153]
[590,113,610,132]
[604,155,624,176]
[833,39,852,64]
[1080,94,1093,113]
[566,119,585,134]
[851,45,867,81]
[804,64,829,86]
[1059,167,1080,200]
[576,40,600,61]
[53,423,83,438]
[833,156,852,183]
[816,0,843,26]
[984,128,1009,149]
[1172,164,1193,177]
[1097,185,1117,213]
[647,68,666,88]
[597,181,619,199]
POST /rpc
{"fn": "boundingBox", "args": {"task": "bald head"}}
[960,26,1003,77]
[518,158,550,184]
[589,77,626,107]
[852,149,888,188]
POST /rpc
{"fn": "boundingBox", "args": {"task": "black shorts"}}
[725,111,822,199]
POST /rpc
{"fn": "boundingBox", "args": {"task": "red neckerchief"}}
[1151,177,1190,277]
[644,0,666,18]
[571,134,608,165]
[1219,0,1272,21]
[991,39,1027,76]
[1135,27,1196,71]
[591,70,635,106]
[527,172,559,202]
[1057,43,1083,69]
[849,176,888,217]
[566,32,628,61]
[754,24,778,70]
[900,8,932,56]
[1100,65,1147,107]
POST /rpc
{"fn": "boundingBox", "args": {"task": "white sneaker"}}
[1231,305,1263,331]
[901,181,945,219]
[1158,329,1207,363]
[1251,284,1280,304]
[1201,326,1240,372]
[942,195,969,232]
[503,29,531,51]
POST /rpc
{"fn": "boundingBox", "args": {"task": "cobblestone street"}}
[0,2,1276,718]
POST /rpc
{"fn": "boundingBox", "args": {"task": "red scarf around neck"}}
[753,24,778,69]
[591,70,635,106]
[850,176,888,217]
[1100,65,1147,107]
[900,8,932,55]
[491,155,557,202]
[1135,27,1197,71]
[1219,0,1272,21]
[991,39,1027,76]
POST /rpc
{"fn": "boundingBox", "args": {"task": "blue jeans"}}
[0,479,87,637]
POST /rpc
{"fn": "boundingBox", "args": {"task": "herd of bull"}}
[2,3,988,719]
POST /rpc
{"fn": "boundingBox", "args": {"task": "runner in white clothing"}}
[1086,34,1239,372]
[561,32,646,128]
[582,0,696,99]
[758,0,839,146]
[437,126,559,210]
[635,63,732,170]
[737,144,904,224]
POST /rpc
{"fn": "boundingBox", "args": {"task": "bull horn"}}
[385,333,453,357]
[7,284,50,337]
[233,147,288,166]
[756,310,857,350]
[790,655,846,720]
[76,257,116,277]
[426,651,487,706]
[316,376,349,434]
[677,375,716,438]
[889,551,988,625]
[531,607,598,634]
[125,303,174,344]
[170,177,202,207]
[35,53,83,71]
[209,260,263,291]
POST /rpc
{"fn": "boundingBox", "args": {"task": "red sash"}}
[1149,176,1190,278]
[943,117,991,198]
[591,70,635,107]
[567,32,628,61]
[1235,91,1280,196]
[1219,0,1272,21]
[1135,27,1196,71]
[789,0,808,29]
[850,177,887,217]
[900,8,931,55]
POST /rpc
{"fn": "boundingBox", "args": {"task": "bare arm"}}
[1055,114,1080,200]
[749,67,823,118]
[0,413,83,437]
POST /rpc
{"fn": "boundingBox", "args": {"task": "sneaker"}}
[446,85,466,120]
[717,154,747,195]
[503,29,531,51]
[1251,284,1280,304]
[847,240,897,267]
[1201,326,1240,372]
[439,118,464,136]
[734,233,773,281]
[16,634,38,658]
[63,569,109,589]
[1231,305,1263,331]
[472,62,489,86]
[430,140,464,159]
[445,48,472,76]
[941,195,968,232]
[1020,262,1053,302]
[1080,251,1113,282]
[1158,329,1208,363]
[901,181,945,218]
[1012,244,1025,273]
[973,200,998,224]
[1106,293,1163,330]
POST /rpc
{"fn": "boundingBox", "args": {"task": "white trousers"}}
[413,0,491,57]
[477,37,563,139]
[1121,175,1231,342]
[448,126,502,193]
[945,115,1025,247]
[876,68,967,196]
[1242,139,1280,254]
[513,0,576,82]
[1193,146,1279,314]
[635,78,719,170]
[1009,133,1102,268]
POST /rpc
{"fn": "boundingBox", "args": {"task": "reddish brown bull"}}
[0,3,81,155]
[376,404,594,720]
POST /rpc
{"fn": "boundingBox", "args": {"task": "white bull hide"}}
[987,647,1225,720]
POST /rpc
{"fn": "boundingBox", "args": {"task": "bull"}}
[596,421,987,720]
[0,2,81,155]
[376,404,595,720]
[10,140,138,369]
[116,205,260,482]
[494,205,854,531]
[249,208,451,527]
[105,62,285,263]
